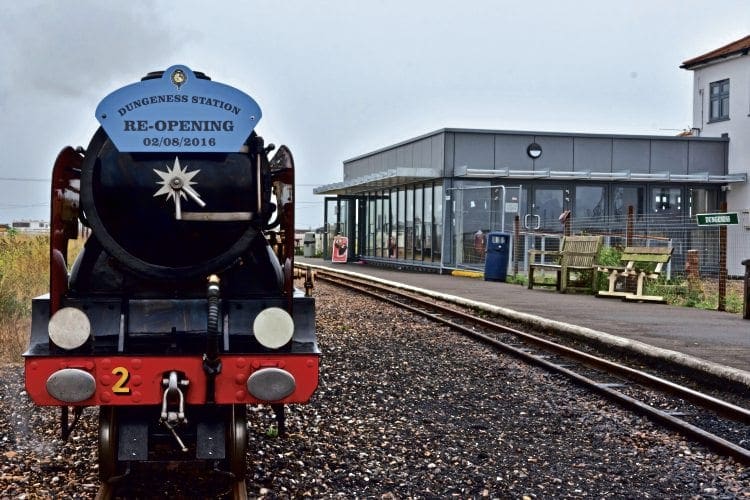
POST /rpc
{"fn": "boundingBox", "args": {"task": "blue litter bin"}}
[484,231,510,282]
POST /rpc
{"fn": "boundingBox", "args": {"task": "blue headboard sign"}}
[95,65,262,153]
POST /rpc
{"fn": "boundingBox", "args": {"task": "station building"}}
[314,128,744,274]
[315,35,750,277]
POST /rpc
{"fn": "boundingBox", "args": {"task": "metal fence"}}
[455,209,750,279]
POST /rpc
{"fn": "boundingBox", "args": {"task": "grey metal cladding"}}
[613,139,650,173]
[532,135,573,171]
[343,158,362,181]
[444,132,455,176]
[396,145,412,168]
[494,134,534,170]
[651,140,688,174]
[342,159,353,181]
[385,148,397,171]
[432,133,445,174]
[335,129,728,189]
[345,162,353,181]
[574,137,613,172]
[414,138,431,168]
[454,133,494,169]
[375,153,386,174]
[412,139,424,168]
[688,141,726,175]
[341,135,447,182]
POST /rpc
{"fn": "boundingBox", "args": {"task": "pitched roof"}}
[681,35,750,69]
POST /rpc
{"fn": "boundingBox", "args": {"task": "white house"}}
[682,35,750,275]
[10,220,50,234]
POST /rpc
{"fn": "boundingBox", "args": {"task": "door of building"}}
[518,185,571,269]
[323,197,358,261]
[523,185,570,233]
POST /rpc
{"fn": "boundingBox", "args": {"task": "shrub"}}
[0,234,49,360]
[0,234,83,361]
[594,246,622,291]
[597,246,622,267]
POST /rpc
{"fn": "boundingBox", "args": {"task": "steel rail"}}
[232,479,248,500]
[309,266,750,464]
[95,483,113,500]
[96,476,247,499]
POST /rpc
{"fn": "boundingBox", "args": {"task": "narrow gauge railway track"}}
[303,265,750,465]
[95,474,247,499]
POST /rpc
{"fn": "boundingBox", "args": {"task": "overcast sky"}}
[1,1,748,229]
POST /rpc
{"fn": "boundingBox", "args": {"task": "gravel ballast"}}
[1,281,749,498]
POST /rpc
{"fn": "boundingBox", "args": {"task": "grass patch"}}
[650,277,744,314]
[0,233,83,361]
[0,234,49,361]
[505,274,527,286]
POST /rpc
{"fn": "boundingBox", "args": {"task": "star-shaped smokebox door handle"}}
[153,157,206,219]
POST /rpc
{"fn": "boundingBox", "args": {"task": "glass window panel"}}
[574,185,606,230]
[433,184,442,260]
[462,183,491,264]
[406,188,414,260]
[711,101,719,119]
[612,186,643,220]
[397,189,405,259]
[375,193,382,257]
[324,198,338,260]
[373,194,381,257]
[688,188,718,217]
[364,195,378,255]
[533,188,564,232]
[379,192,387,257]
[338,200,348,239]
[389,189,397,258]
[415,186,423,261]
[424,185,433,262]
[709,79,730,120]
[651,187,683,215]
[375,203,380,257]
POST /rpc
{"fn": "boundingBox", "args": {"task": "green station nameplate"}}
[696,212,739,226]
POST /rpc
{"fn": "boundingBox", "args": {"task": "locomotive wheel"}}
[227,405,248,479]
[98,406,120,481]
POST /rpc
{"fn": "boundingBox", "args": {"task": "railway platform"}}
[297,257,750,388]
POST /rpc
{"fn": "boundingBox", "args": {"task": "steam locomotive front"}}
[23,66,320,484]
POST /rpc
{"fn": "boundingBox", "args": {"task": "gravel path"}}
[1,281,749,498]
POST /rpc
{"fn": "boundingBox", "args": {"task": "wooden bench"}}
[527,235,603,294]
[596,246,673,302]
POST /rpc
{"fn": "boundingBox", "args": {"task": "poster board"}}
[332,235,348,263]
